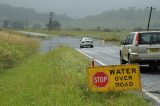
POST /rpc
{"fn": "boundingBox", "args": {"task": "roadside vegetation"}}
[0,45,153,106]
[30,29,128,42]
[0,30,39,70]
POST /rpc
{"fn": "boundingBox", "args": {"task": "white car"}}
[80,37,94,48]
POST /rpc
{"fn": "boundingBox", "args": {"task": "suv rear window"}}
[139,33,160,44]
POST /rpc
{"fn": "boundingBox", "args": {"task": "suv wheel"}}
[120,55,126,64]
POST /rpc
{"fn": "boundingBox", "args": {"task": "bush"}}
[104,28,113,32]
[72,28,82,31]
[0,43,23,69]
[0,31,39,70]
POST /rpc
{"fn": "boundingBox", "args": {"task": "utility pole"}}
[147,6,156,31]
[48,12,54,31]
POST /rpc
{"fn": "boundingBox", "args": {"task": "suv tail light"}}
[135,32,140,46]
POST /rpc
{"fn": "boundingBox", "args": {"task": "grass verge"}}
[30,29,127,42]
[0,30,39,70]
[0,46,153,106]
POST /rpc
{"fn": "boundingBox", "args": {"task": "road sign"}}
[87,64,142,92]
[93,72,108,87]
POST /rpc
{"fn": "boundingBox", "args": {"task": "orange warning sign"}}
[87,64,142,92]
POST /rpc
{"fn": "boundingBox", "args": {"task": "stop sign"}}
[93,72,108,87]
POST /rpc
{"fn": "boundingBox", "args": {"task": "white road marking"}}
[76,49,92,58]
[142,89,160,104]
[94,59,106,66]
[76,48,160,104]
[76,49,106,66]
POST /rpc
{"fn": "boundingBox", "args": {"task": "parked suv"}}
[120,31,160,67]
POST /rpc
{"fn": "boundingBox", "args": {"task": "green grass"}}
[0,46,153,106]
[30,29,128,42]
[0,30,39,70]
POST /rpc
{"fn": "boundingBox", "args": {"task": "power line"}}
[147,6,156,31]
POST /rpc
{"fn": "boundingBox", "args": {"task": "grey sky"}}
[0,0,159,17]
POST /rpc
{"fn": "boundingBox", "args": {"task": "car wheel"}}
[80,46,83,48]
[120,55,126,64]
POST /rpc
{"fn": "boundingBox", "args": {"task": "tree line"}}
[0,4,62,30]
[2,19,61,30]
[0,4,160,30]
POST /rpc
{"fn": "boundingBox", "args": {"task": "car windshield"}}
[83,38,92,41]
[139,33,160,44]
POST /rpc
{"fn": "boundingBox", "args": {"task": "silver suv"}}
[120,31,160,67]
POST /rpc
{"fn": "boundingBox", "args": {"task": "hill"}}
[67,7,160,30]
[0,4,72,29]
[0,4,160,30]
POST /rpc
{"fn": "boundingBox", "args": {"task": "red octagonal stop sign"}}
[93,72,108,87]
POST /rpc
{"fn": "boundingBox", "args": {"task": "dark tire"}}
[120,51,126,64]
[120,55,126,64]
[80,46,83,48]
[91,45,94,48]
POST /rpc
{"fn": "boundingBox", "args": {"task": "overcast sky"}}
[0,0,160,17]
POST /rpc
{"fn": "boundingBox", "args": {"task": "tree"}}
[3,20,11,28]
[97,26,100,30]
[33,24,41,30]
[52,21,61,29]
[11,21,24,30]
[46,20,61,30]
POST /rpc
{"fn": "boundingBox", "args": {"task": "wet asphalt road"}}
[40,36,160,105]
